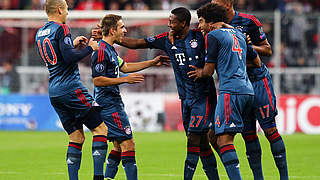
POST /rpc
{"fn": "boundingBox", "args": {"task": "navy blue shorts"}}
[50,88,102,134]
[99,100,132,142]
[245,75,278,131]
[181,96,216,134]
[214,93,254,135]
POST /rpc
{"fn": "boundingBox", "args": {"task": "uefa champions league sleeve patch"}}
[146,36,155,42]
[95,64,105,73]
[64,37,73,46]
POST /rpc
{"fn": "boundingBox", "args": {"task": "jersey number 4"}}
[232,34,242,60]
[37,38,57,66]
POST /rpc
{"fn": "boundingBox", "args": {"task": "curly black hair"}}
[197,3,228,24]
[171,7,191,26]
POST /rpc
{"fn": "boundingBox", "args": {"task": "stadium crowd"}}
[0,0,320,12]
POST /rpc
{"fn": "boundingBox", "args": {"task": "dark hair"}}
[212,0,236,6]
[100,14,122,36]
[197,3,228,24]
[171,7,191,26]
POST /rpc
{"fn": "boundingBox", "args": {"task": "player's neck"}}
[102,36,115,46]
[48,16,63,24]
[228,9,236,23]
[176,27,189,40]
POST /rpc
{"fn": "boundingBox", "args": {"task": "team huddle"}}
[35,0,288,180]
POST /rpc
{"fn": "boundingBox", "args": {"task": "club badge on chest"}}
[190,39,198,48]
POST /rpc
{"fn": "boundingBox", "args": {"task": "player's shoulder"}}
[154,32,169,39]
[237,12,262,27]
[52,22,70,36]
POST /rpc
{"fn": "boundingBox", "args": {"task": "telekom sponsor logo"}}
[277,95,320,134]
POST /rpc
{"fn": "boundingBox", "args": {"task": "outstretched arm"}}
[117,37,148,49]
[120,55,170,73]
[93,73,144,87]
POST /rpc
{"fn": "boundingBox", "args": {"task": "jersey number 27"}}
[37,38,57,66]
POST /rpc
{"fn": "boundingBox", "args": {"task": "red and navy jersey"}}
[91,40,125,102]
[205,28,254,95]
[230,11,269,82]
[35,21,93,97]
[145,30,216,100]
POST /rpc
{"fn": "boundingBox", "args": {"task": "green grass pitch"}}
[0,131,319,180]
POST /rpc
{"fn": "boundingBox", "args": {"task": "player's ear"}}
[57,6,62,15]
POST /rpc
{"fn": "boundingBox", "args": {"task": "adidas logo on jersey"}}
[171,46,177,50]
[230,123,236,127]
[93,150,101,156]
[236,164,240,168]
[67,158,74,165]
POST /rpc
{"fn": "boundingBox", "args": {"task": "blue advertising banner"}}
[0,95,63,131]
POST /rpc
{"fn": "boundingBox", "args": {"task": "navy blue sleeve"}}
[56,27,93,64]
[205,34,220,64]
[144,32,168,51]
[248,17,266,44]
[247,44,258,61]
[91,46,108,78]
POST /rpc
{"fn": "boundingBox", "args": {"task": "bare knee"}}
[120,139,135,152]
[217,133,235,148]
[69,130,85,144]
[91,122,108,136]
[263,127,277,136]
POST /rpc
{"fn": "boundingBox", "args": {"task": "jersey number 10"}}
[232,34,242,60]
[37,38,57,66]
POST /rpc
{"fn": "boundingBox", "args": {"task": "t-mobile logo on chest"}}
[175,53,186,65]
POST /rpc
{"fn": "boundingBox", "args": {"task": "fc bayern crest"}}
[190,39,198,48]
[125,126,132,135]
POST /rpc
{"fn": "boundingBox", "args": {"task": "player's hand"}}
[125,73,144,84]
[152,55,171,66]
[73,36,88,48]
[88,38,99,51]
[244,33,252,45]
[92,27,103,40]
[187,65,203,81]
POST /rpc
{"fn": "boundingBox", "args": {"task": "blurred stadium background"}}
[0,0,320,179]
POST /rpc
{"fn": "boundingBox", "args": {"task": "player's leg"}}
[75,88,108,180]
[208,129,221,157]
[184,132,201,180]
[120,139,137,180]
[200,133,219,180]
[105,141,121,179]
[68,129,85,180]
[242,120,263,180]
[217,133,241,180]
[263,127,288,180]
[50,96,85,180]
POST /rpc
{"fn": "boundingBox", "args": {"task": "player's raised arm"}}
[246,44,262,68]
[118,37,148,49]
[120,55,170,73]
[249,36,272,57]
[93,73,144,87]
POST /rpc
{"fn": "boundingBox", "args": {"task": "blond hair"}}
[100,14,122,36]
[45,0,66,15]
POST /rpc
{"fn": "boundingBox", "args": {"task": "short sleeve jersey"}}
[35,21,85,97]
[205,28,254,95]
[230,11,269,82]
[91,40,124,102]
[145,30,216,100]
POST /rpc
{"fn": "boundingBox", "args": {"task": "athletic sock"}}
[243,132,264,180]
[105,150,121,179]
[200,147,219,180]
[184,144,200,180]
[266,130,289,180]
[67,142,83,180]
[122,151,137,180]
[220,144,242,180]
[92,135,108,177]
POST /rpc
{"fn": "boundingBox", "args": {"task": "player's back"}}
[230,11,269,82]
[207,28,253,95]
[35,21,84,97]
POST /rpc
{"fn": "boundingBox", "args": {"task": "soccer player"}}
[91,14,170,180]
[103,7,220,180]
[35,1,108,180]
[188,3,261,179]
[211,0,289,179]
